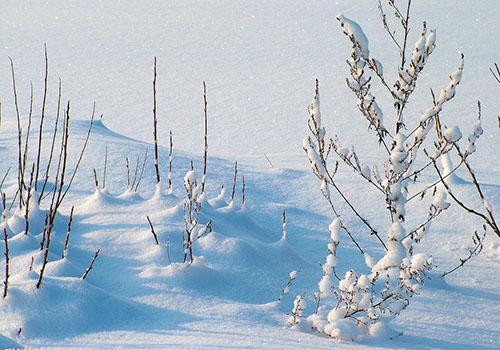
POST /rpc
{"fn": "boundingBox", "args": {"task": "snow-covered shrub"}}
[288,294,306,326]
[302,1,498,341]
[182,170,212,264]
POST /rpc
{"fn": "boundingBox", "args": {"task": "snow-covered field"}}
[0,1,499,349]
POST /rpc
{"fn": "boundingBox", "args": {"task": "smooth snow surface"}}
[0,1,499,349]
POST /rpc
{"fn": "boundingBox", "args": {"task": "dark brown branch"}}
[93,168,99,189]
[281,208,286,239]
[24,163,35,235]
[399,0,412,71]
[230,161,238,202]
[125,157,130,189]
[242,175,246,206]
[489,63,500,84]
[62,206,74,259]
[2,193,9,298]
[36,213,53,289]
[152,57,161,184]
[442,227,486,276]
[59,106,96,203]
[0,167,11,192]
[377,0,402,51]
[431,155,498,238]
[146,216,159,245]
[81,249,100,280]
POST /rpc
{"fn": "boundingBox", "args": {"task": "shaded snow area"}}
[0,0,499,349]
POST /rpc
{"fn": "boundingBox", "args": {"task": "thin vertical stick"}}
[0,167,11,192]
[201,81,208,194]
[134,148,148,192]
[39,213,48,250]
[231,161,238,202]
[103,146,108,189]
[81,249,100,280]
[241,175,246,205]
[131,155,140,191]
[62,206,74,259]
[22,82,34,191]
[40,77,62,201]
[93,169,99,189]
[168,131,173,193]
[35,43,49,190]
[152,57,161,184]
[125,157,130,189]
[263,153,274,168]
[146,216,160,245]
[54,101,70,208]
[2,193,9,298]
[9,57,24,209]
[36,213,52,288]
[59,107,96,203]
[282,209,287,240]
[24,163,35,235]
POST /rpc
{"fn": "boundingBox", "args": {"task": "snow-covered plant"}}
[183,170,201,263]
[302,0,498,340]
[279,269,299,301]
[182,170,212,264]
[288,294,306,326]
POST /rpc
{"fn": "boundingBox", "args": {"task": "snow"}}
[0,0,499,349]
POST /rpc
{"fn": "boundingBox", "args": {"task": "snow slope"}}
[0,0,499,349]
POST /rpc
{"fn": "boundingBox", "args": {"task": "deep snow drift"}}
[0,0,499,349]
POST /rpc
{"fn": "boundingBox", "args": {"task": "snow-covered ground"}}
[0,1,499,349]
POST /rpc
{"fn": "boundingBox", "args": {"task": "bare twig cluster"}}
[3,49,96,291]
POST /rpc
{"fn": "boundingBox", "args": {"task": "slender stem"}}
[201,81,208,194]
[152,57,161,184]
[35,44,49,190]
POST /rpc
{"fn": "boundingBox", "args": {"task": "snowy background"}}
[0,0,499,349]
